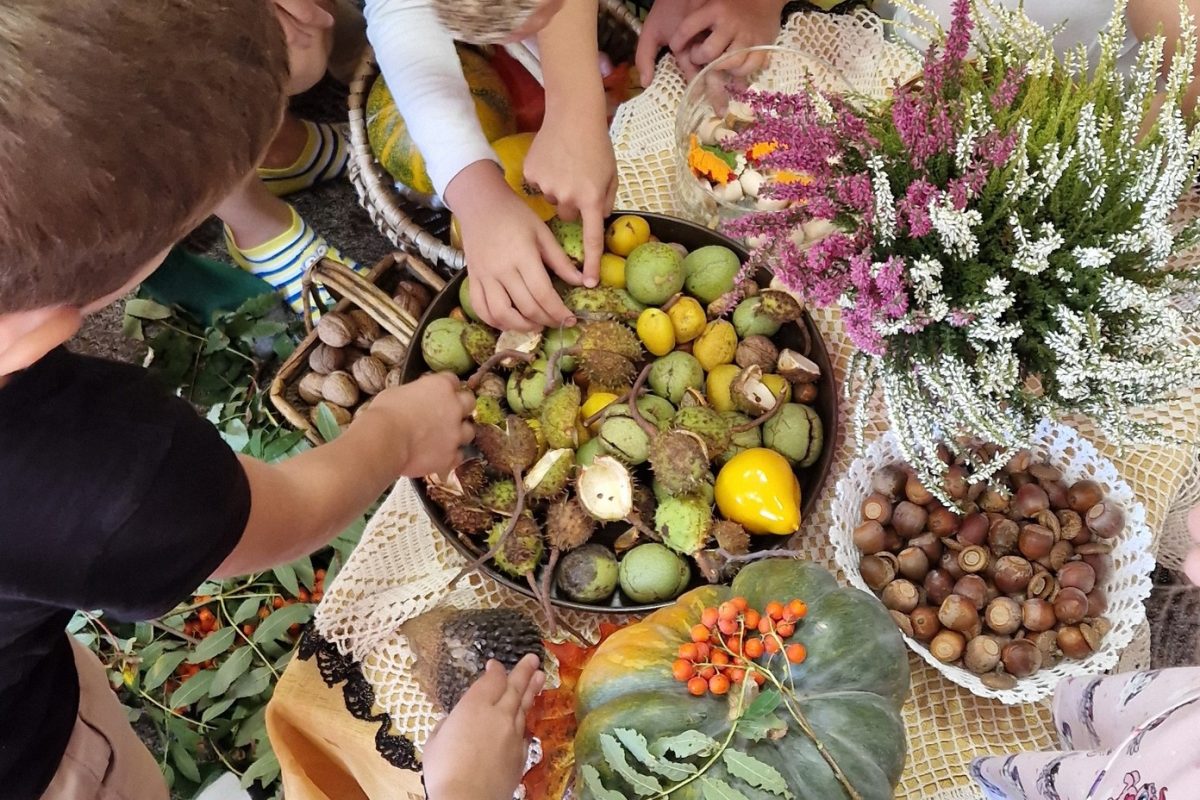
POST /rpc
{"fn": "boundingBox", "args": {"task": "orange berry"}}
[718,602,739,621]
[272,597,285,609]
[198,608,215,623]
[757,617,774,635]
[298,589,311,603]
[690,624,711,643]
[673,659,696,681]
[765,601,785,621]
[787,599,808,620]
[728,668,746,683]
[687,676,708,696]
[315,569,326,579]
[752,670,767,686]
[312,591,323,602]
[786,643,808,664]
[776,622,796,638]
[242,624,255,636]
[744,638,765,659]
[724,635,743,656]
[743,609,761,629]
[731,596,749,613]
[678,643,699,661]
[699,665,716,680]
[694,643,711,661]
[711,650,730,668]
[701,607,720,628]
[764,636,781,654]
[717,618,739,636]
[257,607,271,620]
[708,674,731,695]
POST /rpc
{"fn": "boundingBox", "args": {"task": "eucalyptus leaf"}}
[169,670,216,709]
[66,612,89,634]
[291,556,315,592]
[233,597,262,625]
[742,689,781,720]
[599,733,664,796]
[203,329,231,355]
[209,646,255,697]
[240,751,280,790]
[650,730,718,760]
[314,403,345,442]
[201,697,238,723]
[235,706,268,748]
[613,728,695,781]
[252,603,312,644]
[171,741,202,783]
[579,765,626,800]
[700,777,753,800]
[144,652,188,691]
[272,564,300,598]
[187,627,236,664]
[738,713,788,742]
[721,750,792,798]
[231,666,273,699]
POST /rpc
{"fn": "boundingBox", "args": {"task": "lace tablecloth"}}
[274,10,1200,800]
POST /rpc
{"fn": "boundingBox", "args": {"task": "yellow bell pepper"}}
[715,448,802,535]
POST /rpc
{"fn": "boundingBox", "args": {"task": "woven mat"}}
[313,9,1200,799]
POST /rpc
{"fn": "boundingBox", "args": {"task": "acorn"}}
[927,505,960,536]
[909,532,944,564]
[735,335,778,371]
[964,635,1002,674]
[930,630,966,663]
[1021,599,1057,632]
[943,464,969,501]
[993,555,1033,594]
[882,579,920,613]
[860,554,896,591]
[905,472,934,505]
[1018,524,1055,560]
[892,501,928,539]
[861,493,894,525]
[853,521,887,555]
[1058,560,1096,593]
[1086,502,1125,539]
[1025,630,1060,667]
[872,467,908,499]
[940,551,967,580]
[1087,589,1108,617]
[1013,483,1050,517]
[985,597,1022,635]
[1057,625,1093,659]
[352,355,388,396]
[323,371,361,408]
[349,310,383,349]
[1054,587,1089,625]
[297,372,326,405]
[1041,480,1069,510]
[317,312,356,348]
[910,606,941,641]
[897,547,931,582]
[1027,571,1057,601]
[924,570,956,606]
[953,575,989,610]
[1001,639,1042,678]
[979,487,1009,513]
[939,594,979,633]
[370,335,408,367]
[988,518,1020,555]
[309,343,346,375]
[957,545,990,574]
[958,513,989,546]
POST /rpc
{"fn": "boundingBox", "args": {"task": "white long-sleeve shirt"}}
[364,0,500,198]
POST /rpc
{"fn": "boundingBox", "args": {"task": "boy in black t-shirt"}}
[0,2,542,799]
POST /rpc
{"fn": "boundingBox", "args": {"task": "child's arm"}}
[524,0,617,287]
[211,373,474,577]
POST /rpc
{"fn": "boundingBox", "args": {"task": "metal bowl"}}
[403,211,838,613]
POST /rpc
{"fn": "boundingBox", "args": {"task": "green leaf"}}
[235,707,268,747]
[203,329,231,355]
[700,777,753,800]
[613,728,695,781]
[272,564,300,598]
[231,666,273,699]
[66,612,89,634]
[169,670,216,709]
[144,651,188,691]
[262,430,309,463]
[253,603,312,644]
[221,419,251,453]
[233,597,262,625]
[314,403,345,442]
[742,688,781,720]
[72,632,96,648]
[738,713,788,742]
[209,646,255,697]
[273,648,296,672]
[201,697,238,723]
[721,750,792,798]
[138,641,175,667]
[651,731,718,760]
[599,733,664,796]
[701,144,738,170]
[122,315,144,341]
[187,627,236,663]
[579,765,627,800]
[292,556,315,591]
[126,298,174,320]
[171,741,202,783]
[240,751,280,790]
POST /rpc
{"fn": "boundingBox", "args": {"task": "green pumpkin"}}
[574,559,910,799]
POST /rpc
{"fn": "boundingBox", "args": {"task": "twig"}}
[716,547,801,565]
[626,365,658,437]
[452,467,527,584]
[141,686,215,732]
[466,350,534,391]
[729,397,784,433]
[149,619,202,647]
[528,570,560,641]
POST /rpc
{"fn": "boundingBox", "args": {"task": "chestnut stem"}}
[729,398,784,434]
[716,547,800,565]
[627,364,658,438]
[582,384,644,428]
[533,551,561,639]
[660,293,683,313]
[451,466,527,585]
[466,350,534,391]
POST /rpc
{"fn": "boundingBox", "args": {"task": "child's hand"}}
[448,161,580,331]
[360,372,475,478]
[670,0,786,81]
[1185,504,1200,585]
[423,654,546,800]
[636,0,706,86]
[524,112,617,289]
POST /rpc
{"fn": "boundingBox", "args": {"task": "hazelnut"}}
[351,355,388,396]
[930,629,966,663]
[940,551,967,580]
[349,310,383,349]
[1057,560,1097,593]
[370,335,408,367]
[905,472,934,505]
[1054,587,1089,625]
[953,575,989,610]
[979,487,1010,513]
[316,312,357,348]
[1048,540,1075,571]
[1013,483,1050,517]
[910,606,942,641]
[985,597,1023,635]
[1041,480,1069,510]
[1081,553,1111,584]
[309,343,346,375]
[872,467,907,499]
[853,521,888,555]
[964,635,1002,674]
[994,555,1034,595]
[1001,639,1043,678]
[309,401,351,428]
[1087,589,1108,617]
[1086,502,1126,539]
[892,501,928,539]
[735,335,779,371]
[861,555,896,591]
[1029,462,1063,482]
[1056,509,1086,544]
[928,506,961,536]
[1018,524,1056,560]
[910,532,944,563]
[322,371,361,408]
[1022,599,1057,632]
[981,672,1018,690]
[297,372,326,405]
[958,513,989,546]
[944,464,969,500]
[988,518,1020,556]
[1027,571,1057,600]
[939,594,980,632]
[1005,449,1033,474]
[882,579,920,613]
[898,547,931,582]
[957,545,990,574]
[924,570,956,606]
[1057,625,1093,659]
[861,493,894,525]
[883,529,903,551]
[890,610,915,637]
[1067,479,1104,514]
[385,368,404,389]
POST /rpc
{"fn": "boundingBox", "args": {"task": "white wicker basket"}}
[830,419,1155,705]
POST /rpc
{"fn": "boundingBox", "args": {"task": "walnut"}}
[297,372,325,405]
[308,344,346,375]
[316,312,356,348]
[370,335,408,367]
[322,371,361,408]
[349,310,383,349]
[352,356,388,396]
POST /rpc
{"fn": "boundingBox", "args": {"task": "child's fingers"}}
[497,653,543,714]
[467,659,511,705]
[514,670,546,733]
[669,7,717,57]
[636,25,669,87]
[690,27,736,67]
[506,275,559,328]
[457,388,477,417]
[580,204,606,288]
[484,277,536,331]
[537,225,586,294]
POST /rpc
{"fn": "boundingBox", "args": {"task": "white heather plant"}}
[725,0,1200,500]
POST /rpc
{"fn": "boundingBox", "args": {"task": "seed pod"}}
[928,506,961,536]
[297,372,326,405]
[988,518,1020,555]
[958,513,989,546]
[890,610,915,637]
[1001,639,1042,678]
[872,467,907,499]
[309,343,346,375]
[1057,625,1092,659]
[1087,589,1108,617]
[322,371,361,408]
[953,574,989,610]
[1018,524,1055,560]
[1013,483,1050,517]
[957,545,990,574]
[909,532,944,563]
[905,472,934,505]
[861,493,894,525]
[930,629,966,663]
[939,594,980,632]
[1022,599,1056,632]
[985,597,1022,635]
[943,464,969,501]
[853,521,887,555]
[882,579,920,613]
[1057,560,1097,593]
[898,547,931,582]
[892,501,929,539]
[993,556,1033,595]
[964,635,1002,674]
[1054,587,1089,625]
[924,569,956,606]
[940,550,966,580]
[1086,502,1125,539]
[910,606,941,641]
[316,312,356,348]
[860,554,896,591]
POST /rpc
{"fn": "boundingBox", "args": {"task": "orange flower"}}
[688,134,735,185]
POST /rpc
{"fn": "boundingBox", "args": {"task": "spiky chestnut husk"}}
[475,415,540,475]
[562,287,640,322]
[672,406,732,456]
[545,497,596,551]
[488,514,544,577]
[480,480,518,514]
[540,384,582,449]
[631,482,657,528]
[576,455,635,521]
[506,359,548,415]
[576,349,638,393]
[577,320,643,362]
[598,415,651,465]
[648,430,712,496]
[712,520,751,555]
[444,500,496,535]
[655,496,714,555]
[454,459,488,497]
[474,395,505,426]
[524,449,574,501]
[426,481,461,508]
[461,323,498,365]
